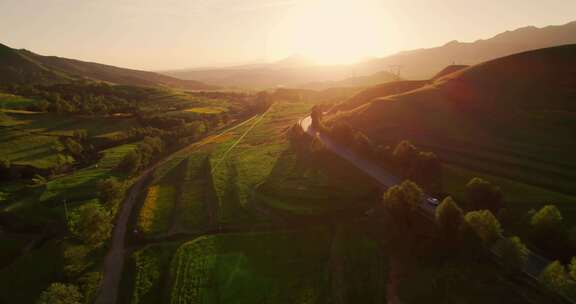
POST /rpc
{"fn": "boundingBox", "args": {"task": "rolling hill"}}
[0,43,216,90]
[329,44,576,196]
[301,70,399,90]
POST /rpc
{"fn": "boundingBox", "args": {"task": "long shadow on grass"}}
[249,147,380,224]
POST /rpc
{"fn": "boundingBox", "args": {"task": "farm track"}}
[94,115,260,304]
[211,106,271,174]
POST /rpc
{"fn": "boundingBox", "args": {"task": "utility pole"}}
[388,65,402,80]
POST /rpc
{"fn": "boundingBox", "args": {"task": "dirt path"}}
[94,116,259,304]
[95,171,151,304]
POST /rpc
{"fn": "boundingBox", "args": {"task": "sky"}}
[1,0,575,70]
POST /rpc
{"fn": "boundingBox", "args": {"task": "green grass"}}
[398,254,556,304]
[0,240,64,304]
[177,153,212,231]
[256,149,378,215]
[0,93,37,109]
[138,184,177,235]
[0,112,138,169]
[39,143,137,203]
[169,230,332,304]
[206,102,312,223]
[338,225,388,304]
[129,242,183,304]
[184,107,227,114]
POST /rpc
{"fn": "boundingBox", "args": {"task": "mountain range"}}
[165,20,576,88]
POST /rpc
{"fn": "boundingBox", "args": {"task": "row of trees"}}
[38,177,125,304]
[381,180,576,301]
[4,82,153,115]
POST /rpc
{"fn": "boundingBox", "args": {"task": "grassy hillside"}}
[0,43,216,90]
[330,44,576,216]
[331,80,427,113]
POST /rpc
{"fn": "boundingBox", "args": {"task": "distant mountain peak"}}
[274,54,315,67]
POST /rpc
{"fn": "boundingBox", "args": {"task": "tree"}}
[97,177,124,206]
[494,236,529,272]
[465,177,503,212]
[353,131,374,156]
[381,180,424,254]
[37,283,83,304]
[310,105,323,130]
[531,205,563,241]
[413,151,442,190]
[72,129,88,142]
[0,158,11,181]
[392,140,418,175]
[464,210,502,245]
[118,150,141,175]
[382,180,424,219]
[78,272,102,304]
[63,245,91,277]
[540,261,570,296]
[69,202,113,247]
[435,196,464,242]
[569,257,576,281]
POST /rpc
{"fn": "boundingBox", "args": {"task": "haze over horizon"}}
[1,0,575,71]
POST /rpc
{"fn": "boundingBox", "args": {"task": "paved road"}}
[299,116,552,285]
[95,115,260,304]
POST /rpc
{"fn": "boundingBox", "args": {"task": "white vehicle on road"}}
[426,197,440,207]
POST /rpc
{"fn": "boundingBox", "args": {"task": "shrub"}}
[464,210,502,245]
[494,236,529,272]
[465,177,503,212]
[37,283,82,304]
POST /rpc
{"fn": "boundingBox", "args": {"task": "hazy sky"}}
[1,0,575,70]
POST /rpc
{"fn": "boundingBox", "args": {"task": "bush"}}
[464,210,502,245]
[531,205,563,240]
[494,236,529,272]
[97,177,124,206]
[435,196,464,242]
[37,283,83,304]
[465,177,503,212]
[69,202,113,248]
[0,158,12,181]
[540,261,570,296]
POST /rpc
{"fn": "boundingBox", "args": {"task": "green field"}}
[0,240,64,304]
[184,107,227,114]
[0,93,37,109]
[39,143,138,203]
[128,242,183,304]
[169,230,331,304]
[0,112,138,169]
[1,143,137,226]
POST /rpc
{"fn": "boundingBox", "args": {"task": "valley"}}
[1,10,576,304]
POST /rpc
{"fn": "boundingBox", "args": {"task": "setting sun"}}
[268,0,397,64]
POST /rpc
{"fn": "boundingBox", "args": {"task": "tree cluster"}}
[465,177,503,213]
[118,136,165,175]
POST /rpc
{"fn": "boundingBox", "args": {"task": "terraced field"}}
[0,111,138,169]
[169,231,332,304]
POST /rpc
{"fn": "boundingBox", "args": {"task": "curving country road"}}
[299,116,552,283]
[95,115,261,304]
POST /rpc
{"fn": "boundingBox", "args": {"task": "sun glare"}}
[268,0,397,64]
